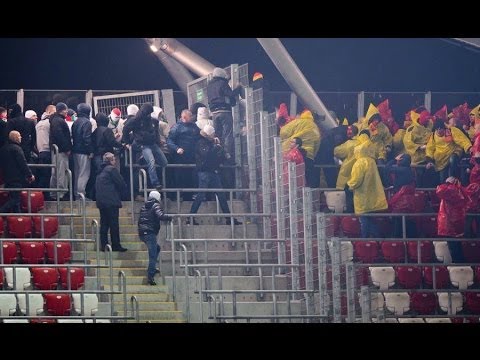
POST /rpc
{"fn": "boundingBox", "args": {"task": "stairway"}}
[54,201,184,323]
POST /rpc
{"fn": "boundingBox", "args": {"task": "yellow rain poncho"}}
[347,140,388,214]
[280,110,321,160]
[426,126,472,171]
[403,123,432,165]
[334,133,369,189]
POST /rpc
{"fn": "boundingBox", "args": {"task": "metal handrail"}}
[130,296,140,322]
[193,269,203,323]
[118,271,128,322]
[91,219,100,290]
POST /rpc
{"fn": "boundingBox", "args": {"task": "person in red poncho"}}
[436,176,471,263]
[283,137,306,188]
[465,153,480,237]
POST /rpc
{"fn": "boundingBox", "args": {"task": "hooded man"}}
[71,103,93,198]
[138,190,173,285]
[188,124,242,226]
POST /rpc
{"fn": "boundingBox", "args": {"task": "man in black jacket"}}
[96,152,127,252]
[7,103,36,162]
[188,125,242,226]
[49,102,72,200]
[72,103,93,199]
[0,131,35,213]
[138,190,172,285]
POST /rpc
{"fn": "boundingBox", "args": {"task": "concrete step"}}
[127,310,184,321]
[118,292,170,302]
[100,275,155,286]
[74,249,276,263]
[113,301,177,311]
[68,217,133,226]
[102,284,169,294]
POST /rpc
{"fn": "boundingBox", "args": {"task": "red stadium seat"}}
[395,266,422,288]
[356,266,370,286]
[32,216,59,238]
[7,216,32,238]
[381,241,405,263]
[423,266,449,289]
[20,191,44,213]
[30,318,57,324]
[417,216,437,238]
[354,241,379,263]
[31,267,58,290]
[451,317,479,323]
[462,241,480,263]
[465,292,480,314]
[58,267,85,290]
[45,242,72,264]
[2,241,17,264]
[325,216,341,237]
[44,294,71,316]
[0,216,3,236]
[0,269,3,288]
[0,191,9,207]
[410,292,437,315]
[19,241,45,264]
[407,241,434,263]
[341,216,361,237]
[412,191,427,213]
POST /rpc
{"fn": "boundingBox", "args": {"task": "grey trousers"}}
[50,151,69,199]
[74,153,91,197]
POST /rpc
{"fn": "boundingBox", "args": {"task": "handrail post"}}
[66,169,74,239]
[194,269,203,323]
[170,221,176,302]
[91,219,100,290]
[128,145,135,225]
[180,244,190,322]
[118,271,127,323]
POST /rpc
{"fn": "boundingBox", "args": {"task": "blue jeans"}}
[439,154,459,184]
[140,233,160,280]
[190,171,231,214]
[359,215,380,238]
[142,144,168,187]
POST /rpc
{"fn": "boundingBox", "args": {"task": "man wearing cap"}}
[138,190,172,285]
[187,124,242,226]
[96,152,127,252]
[7,103,36,162]
[49,102,72,200]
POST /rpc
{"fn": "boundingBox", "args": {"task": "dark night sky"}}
[1,38,480,92]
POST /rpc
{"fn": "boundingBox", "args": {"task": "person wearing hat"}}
[138,190,173,285]
[49,102,72,200]
[187,124,242,226]
[95,152,127,252]
[252,71,274,113]
[7,103,36,162]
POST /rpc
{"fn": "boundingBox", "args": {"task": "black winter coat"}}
[95,162,126,209]
[207,77,241,112]
[0,140,32,186]
[93,126,118,156]
[49,113,72,153]
[72,116,93,155]
[122,115,160,147]
[195,136,225,172]
[7,115,36,159]
[138,199,172,235]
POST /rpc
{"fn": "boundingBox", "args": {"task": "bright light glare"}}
[150,45,158,52]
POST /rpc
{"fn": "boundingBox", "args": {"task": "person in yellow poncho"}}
[403,110,433,187]
[347,139,388,238]
[334,129,370,212]
[426,119,472,184]
[280,109,321,187]
[469,105,480,140]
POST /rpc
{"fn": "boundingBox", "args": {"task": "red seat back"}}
[396,266,422,288]
[462,241,480,263]
[33,216,59,238]
[341,216,361,237]
[354,241,379,263]
[407,241,434,262]
[19,241,45,264]
[44,294,71,316]
[20,191,45,213]
[465,292,480,314]
[410,292,437,314]
[7,216,32,238]
[45,242,72,264]
[325,216,341,237]
[58,267,85,290]
[30,318,57,324]
[0,216,3,236]
[0,191,9,207]
[412,191,427,213]
[356,266,370,286]
[31,267,58,290]
[2,241,18,264]
[423,266,449,289]
[381,241,405,263]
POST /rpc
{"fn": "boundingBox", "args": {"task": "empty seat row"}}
[0,267,84,290]
[2,241,71,264]
[0,293,98,317]
[0,216,58,238]
[369,266,480,290]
